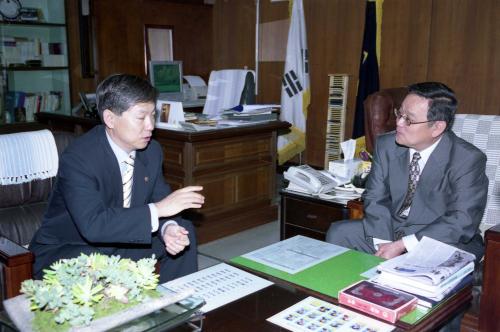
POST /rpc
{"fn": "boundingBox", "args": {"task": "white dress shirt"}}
[106,131,177,234]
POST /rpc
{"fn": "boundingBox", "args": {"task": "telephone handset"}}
[284,165,339,195]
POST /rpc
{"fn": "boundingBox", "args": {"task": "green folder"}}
[231,249,433,325]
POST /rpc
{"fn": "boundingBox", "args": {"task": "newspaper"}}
[377,236,475,286]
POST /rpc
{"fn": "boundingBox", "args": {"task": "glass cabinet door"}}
[0,0,69,124]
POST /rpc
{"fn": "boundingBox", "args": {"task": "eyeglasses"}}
[394,108,434,126]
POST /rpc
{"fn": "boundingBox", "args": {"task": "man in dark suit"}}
[30,74,204,282]
[326,82,488,261]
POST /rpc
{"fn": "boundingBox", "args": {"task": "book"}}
[338,280,418,323]
[374,267,473,301]
[376,261,474,295]
[413,274,473,308]
[377,237,475,286]
[267,296,395,332]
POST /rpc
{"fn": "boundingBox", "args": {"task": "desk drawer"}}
[284,224,326,241]
[284,197,347,233]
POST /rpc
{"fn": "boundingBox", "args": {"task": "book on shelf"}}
[338,280,418,323]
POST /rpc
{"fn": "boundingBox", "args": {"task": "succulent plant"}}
[21,253,160,328]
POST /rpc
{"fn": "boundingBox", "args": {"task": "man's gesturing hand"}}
[375,240,406,259]
[163,224,190,255]
[155,186,204,218]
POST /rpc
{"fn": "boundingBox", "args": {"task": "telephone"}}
[284,165,339,195]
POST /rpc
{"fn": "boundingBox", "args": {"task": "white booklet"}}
[377,236,475,286]
[242,235,348,274]
[267,296,394,332]
[161,263,273,313]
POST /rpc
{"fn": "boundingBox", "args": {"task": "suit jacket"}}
[31,125,175,250]
[362,130,488,256]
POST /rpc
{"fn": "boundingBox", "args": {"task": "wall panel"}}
[68,0,213,105]
[379,0,432,88]
[426,0,500,115]
[212,0,255,70]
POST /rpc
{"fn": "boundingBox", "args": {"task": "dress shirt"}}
[106,131,178,233]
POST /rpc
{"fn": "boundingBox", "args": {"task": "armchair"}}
[360,88,500,331]
[0,130,74,306]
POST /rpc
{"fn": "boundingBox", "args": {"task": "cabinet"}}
[280,190,349,241]
[154,121,290,244]
[0,0,70,124]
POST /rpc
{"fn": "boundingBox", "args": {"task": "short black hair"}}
[96,74,158,121]
[407,82,457,131]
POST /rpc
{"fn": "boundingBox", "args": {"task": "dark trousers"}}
[31,220,198,283]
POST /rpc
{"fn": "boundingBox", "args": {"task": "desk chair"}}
[360,87,500,331]
[202,69,256,116]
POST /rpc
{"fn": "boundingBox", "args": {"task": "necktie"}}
[122,154,135,208]
[398,152,421,218]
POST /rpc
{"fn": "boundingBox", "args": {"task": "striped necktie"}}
[398,152,421,218]
[122,154,135,208]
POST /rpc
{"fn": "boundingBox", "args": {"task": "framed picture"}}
[159,102,171,123]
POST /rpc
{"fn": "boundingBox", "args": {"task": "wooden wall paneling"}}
[256,62,284,104]
[92,0,144,80]
[256,0,288,104]
[142,1,213,80]
[379,0,433,89]
[212,0,255,70]
[304,0,365,167]
[68,0,213,103]
[66,0,98,106]
[426,0,500,115]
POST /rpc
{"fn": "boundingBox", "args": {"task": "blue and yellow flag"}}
[352,0,382,138]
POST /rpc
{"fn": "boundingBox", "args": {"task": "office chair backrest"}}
[202,69,256,116]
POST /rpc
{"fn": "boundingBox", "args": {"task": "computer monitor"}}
[148,60,183,94]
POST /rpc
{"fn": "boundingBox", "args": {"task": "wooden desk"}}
[35,112,290,244]
[155,121,290,243]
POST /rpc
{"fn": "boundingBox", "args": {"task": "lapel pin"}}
[144,177,149,182]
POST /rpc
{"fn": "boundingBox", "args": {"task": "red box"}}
[338,280,418,323]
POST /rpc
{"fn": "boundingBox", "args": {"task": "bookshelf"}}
[0,0,70,125]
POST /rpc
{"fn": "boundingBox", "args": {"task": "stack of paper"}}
[373,237,475,302]
[220,104,280,124]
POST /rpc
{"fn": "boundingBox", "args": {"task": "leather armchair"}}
[363,87,407,152]
[0,131,74,306]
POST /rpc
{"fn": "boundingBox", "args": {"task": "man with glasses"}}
[326,82,488,262]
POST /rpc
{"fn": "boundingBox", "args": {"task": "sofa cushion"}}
[0,201,46,247]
